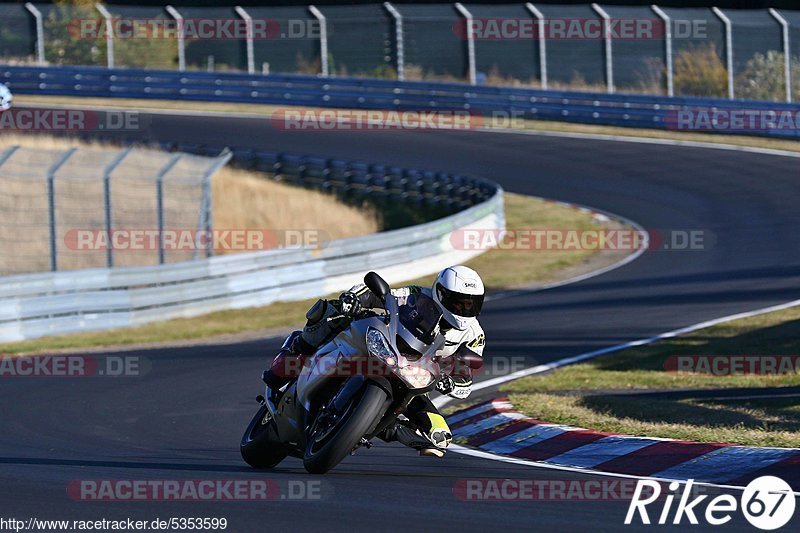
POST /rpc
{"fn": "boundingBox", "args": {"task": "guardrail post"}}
[308,6,329,77]
[455,3,477,85]
[712,7,734,99]
[95,3,115,69]
[155,154,182,265]
[592,3,614,93]
[651,5,673,97]
[102,146,132,268]
[384,2,404,80]
[24,3,45,65]
[47,148,78,272]
[770,8,792,103]
[525,3,547,90]
[235,6,256,74]
[166,5,186,72]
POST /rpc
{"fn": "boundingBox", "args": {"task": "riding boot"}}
[378,420,447,457]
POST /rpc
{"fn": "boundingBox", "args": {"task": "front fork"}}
[256,384,278,421]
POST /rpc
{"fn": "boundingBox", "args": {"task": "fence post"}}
[651,5,673,97]
[769,8,792,103]
[0,145,20,167]
[384,2,404,81]
[195,149,232,260]
[235,6,255,74]
[24,3,45,65]
[102,146,132,268]
[525,3,547,90]
[592,4,614,93]
[712,7,734,99]
[47,148,78,272]
[155,154,182,265]
[166,5,186,71]
[95,3,115,69]
[308,6,329,77]
[455,3,477,85]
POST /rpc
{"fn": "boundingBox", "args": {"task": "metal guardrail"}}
[0,146,504,342]
[2,65,798,139]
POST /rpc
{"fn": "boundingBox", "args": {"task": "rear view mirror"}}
[364,271,391,302]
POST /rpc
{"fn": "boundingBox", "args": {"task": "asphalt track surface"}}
[4,113,800,531]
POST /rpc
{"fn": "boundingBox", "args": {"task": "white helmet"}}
[431,265,485,330]
[0,84,11,112]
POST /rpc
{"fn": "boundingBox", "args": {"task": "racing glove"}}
[338,291,362,317]
[435,375,456,395]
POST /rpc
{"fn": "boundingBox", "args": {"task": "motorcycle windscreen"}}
[398,293,442,346]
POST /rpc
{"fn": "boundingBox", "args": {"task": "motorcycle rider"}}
[263,265,486,458]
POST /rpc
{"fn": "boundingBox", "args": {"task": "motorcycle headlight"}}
[396,366,435,389]
[366,328,397,367]
[366,328,435,389]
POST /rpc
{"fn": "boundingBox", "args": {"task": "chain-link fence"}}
[0,144,229,275]
[0,4,35,63]
[1,3,799,100]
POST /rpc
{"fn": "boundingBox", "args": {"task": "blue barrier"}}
[1,64,799,138]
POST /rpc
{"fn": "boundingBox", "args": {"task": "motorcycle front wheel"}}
[303,382,387,474]
[240,405,288,469]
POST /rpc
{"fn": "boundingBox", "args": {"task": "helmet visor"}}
[436,283,484,318]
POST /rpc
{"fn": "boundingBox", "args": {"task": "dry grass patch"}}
[405,192,629,290]
[212,166,378,247]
